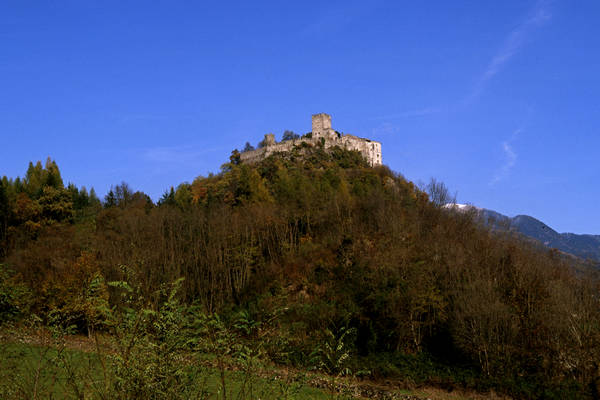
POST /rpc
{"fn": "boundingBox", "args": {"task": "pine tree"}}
[104,189,117,208]
[0,180,9,256]
[44,157,64,189]
[89,187,101,208]
[25,161,44,198]
[159,187,176,206]
[76,186,90,210]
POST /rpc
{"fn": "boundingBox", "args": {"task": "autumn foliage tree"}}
[1,149,600,398]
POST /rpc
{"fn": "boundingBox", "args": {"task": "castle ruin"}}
[239,113,382,166]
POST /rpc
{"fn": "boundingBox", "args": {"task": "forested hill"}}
[1,147,600,399]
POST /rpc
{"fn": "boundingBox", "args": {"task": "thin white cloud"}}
[372,2,551,125]
[467,1,551,103]
[490,129,521,185]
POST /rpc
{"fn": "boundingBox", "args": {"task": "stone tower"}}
[263,133,276,146]
[312,113,336,139]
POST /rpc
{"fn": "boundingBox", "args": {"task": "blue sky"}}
[1,1,599,233]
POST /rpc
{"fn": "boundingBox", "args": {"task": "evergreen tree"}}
[104,189,117,208]
[13,177,23,194]
[89,187,101,208]
[0,180,9,256]
[23,157,64,198]
[67,183,86,210]
[1,176,16,205]
[76,186,90,210]
[25,161,44,198]
[38,186,74,223]
[159,187,176,206]
[44,157,64,189]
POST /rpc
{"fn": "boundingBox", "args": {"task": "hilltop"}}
[239,113,382,167]
[1,148,600,399]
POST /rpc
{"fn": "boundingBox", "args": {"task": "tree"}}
[242,142,255,152]
[281,130,299,141]
[104,189,117,208]
[130,191,154,211]
[77,186,90,209]
[159,187,176,206]
[67,183,90,210]
[23,158,64,199]
[38,186,74,224]
[0,180,9,256]
[88,188,101,208]
[174,184,193,210]
[425,178,455,207]
[44,157,64,189]
[24,161,44,198]
[225,150,241,169]
[113,182,133,208]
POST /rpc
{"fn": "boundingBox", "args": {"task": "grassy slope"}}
[0,341,328,399]
[0,338,499,400]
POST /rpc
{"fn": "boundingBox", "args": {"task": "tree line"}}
[1,146,600,399]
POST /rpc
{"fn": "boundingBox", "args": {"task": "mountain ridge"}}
[448,204,600,262]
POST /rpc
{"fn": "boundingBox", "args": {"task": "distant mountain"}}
[447,204,600,262]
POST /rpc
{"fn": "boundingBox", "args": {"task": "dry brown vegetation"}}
[1,147,600,399]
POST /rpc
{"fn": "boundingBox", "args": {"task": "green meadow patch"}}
[0,341,333,400]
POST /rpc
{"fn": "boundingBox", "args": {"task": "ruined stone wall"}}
[239,138,302,164]
[240,134,382,167]
[339,135,382,166]
[239,113,382,167]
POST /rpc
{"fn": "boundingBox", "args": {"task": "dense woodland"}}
[1,145,600,399]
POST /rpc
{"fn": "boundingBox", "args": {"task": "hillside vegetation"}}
[1,145,600,399]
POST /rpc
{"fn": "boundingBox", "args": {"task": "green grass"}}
[0,340,523,400]
[0,341,337,399]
